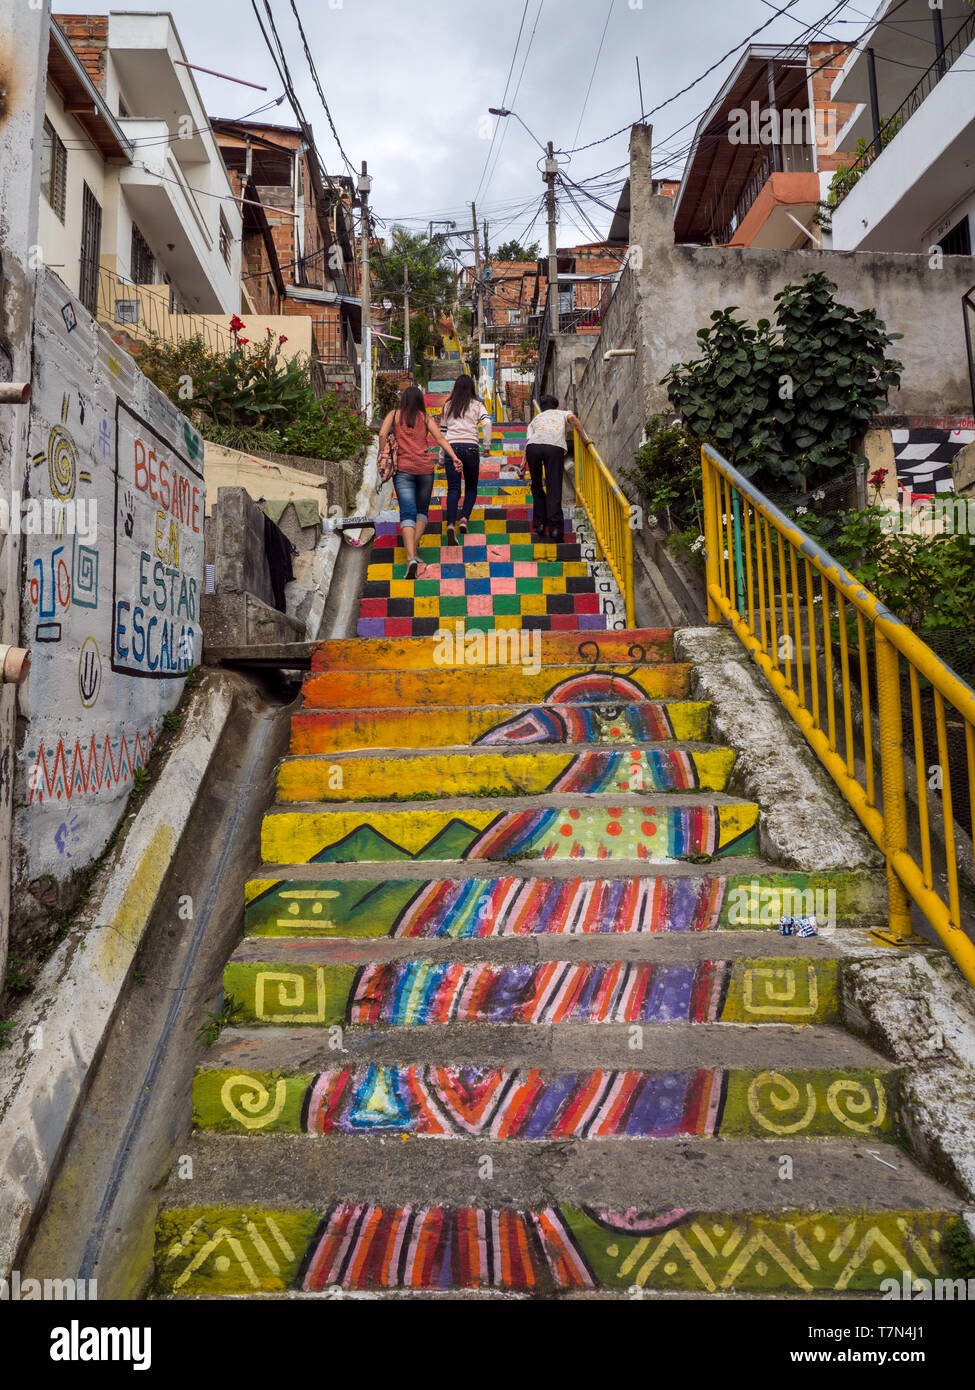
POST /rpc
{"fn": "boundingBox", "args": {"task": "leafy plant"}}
[663,273,902,491]
[814,116,904,230]
[197,993,245,1046]
[622,415,702,534]
[138,332,372,462]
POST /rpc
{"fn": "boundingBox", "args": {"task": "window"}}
[219,210,233,268]
[79,183,102,316]
[508,310,521,324]
[130,224,155,284]
[41,119,67,222]
[938,217,972,257]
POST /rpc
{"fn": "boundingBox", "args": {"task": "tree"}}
[494,239,540,262]
[380,226,455,319]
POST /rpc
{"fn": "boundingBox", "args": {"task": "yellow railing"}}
[701,443,975,985]
[573,433,636,627]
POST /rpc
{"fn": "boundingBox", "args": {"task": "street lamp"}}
[488,107,547,154]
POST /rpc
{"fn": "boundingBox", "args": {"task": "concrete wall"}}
[13,264,203,928]
[201,487,304,649]
[575,189,975,485]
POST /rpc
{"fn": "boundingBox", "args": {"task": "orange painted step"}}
[311,628,675,673]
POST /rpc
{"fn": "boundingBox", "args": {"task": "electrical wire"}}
[571,0,616,150]
[480,0,546,205]
[473,0,531,205]
[287,0,358,179]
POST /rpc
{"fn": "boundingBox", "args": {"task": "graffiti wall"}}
[14,266,203,890]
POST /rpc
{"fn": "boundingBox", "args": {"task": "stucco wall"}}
[576,193,975,485]
[14,265,203,919]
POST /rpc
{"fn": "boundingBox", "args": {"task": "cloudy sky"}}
[160,0,872,253]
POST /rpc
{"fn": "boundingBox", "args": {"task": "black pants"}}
[443,442,480,526]
[525,442,566,539]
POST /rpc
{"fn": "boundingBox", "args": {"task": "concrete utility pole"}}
[471,201,484,343]
[358,161,373,417]
[544,141,559,337]
[403,258,412,375]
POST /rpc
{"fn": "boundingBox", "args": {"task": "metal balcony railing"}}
[830,9,975,209]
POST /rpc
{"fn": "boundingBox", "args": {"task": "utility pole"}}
[471,200,483,343]
[402,258,412,376]
[357,160,373,417]
[544,140,559,337]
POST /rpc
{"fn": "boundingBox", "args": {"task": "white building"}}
[827,0,975,254]
[41,11,242,324]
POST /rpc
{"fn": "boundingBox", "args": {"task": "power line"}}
[480,0,546,204]
[571,0,615,150]
[287,0,358,179]
[473,0,531,205]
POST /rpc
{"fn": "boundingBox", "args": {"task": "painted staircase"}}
[359,422,608,639]
[152,439,966,1297]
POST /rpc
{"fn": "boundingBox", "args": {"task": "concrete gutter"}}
[0,671,235,1275]
[674,626,882,871]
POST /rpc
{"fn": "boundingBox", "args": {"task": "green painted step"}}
[153,1203,963,1295]
[220,955,840,1027]
[192,1064,901,1142]
[241,869,886,939]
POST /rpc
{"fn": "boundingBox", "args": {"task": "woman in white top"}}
[439,375,492,547]
[521,394,593,541]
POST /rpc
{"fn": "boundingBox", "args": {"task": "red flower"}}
[229,314,244,332]
[238,337,249,345]
[868,468,888,487]
[266,326,274,336]
[278,335,288,345]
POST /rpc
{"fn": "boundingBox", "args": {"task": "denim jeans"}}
[393,469,434,527]
[443,442,481,526]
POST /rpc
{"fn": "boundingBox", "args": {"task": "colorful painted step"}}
[242,870,887,938]
[275,745,738,803]
[309,628,676,671]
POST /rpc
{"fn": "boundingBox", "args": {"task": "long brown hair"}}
[443,374,478,422]
[398,385,426,429]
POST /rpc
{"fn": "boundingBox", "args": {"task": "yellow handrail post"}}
[701,447,722,623]
[868,630,915,946]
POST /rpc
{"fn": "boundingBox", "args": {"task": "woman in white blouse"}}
[520,394,593,541]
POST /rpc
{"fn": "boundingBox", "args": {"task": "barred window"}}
[41,119,67,223]
[219,211,233,268]
[131,224,155,283]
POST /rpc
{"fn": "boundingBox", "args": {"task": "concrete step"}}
[275,745,738,803]
[191,1061,902,1143]
[201,1018,894,1074]
[259,794,760,866]
[300,662,694,710]
[221,947,840,1028]
[356,614,610,639]
[289,699,713,753]
[241,868,886,938]
[154,1137,963,1294]
[310,628,676,672]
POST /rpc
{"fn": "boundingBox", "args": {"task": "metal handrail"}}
[573,433,635,627]
[701,442,975,985]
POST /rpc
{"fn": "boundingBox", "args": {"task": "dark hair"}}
[443,374,478,422]
[398,385,426,429]
[539,394,559,411]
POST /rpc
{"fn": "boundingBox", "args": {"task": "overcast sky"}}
[160,0,872,253]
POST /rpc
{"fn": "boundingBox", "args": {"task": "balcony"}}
[828,14,975,247]
[828,2,975,249]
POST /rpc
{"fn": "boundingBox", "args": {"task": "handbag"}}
[378,416,398,482]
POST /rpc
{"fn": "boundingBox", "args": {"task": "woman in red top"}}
[378,386,461,578]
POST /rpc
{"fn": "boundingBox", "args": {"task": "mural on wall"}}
[16,267,203,885]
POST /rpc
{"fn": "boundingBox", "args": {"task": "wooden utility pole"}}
[358,161,373,416]
[471,200,484,342]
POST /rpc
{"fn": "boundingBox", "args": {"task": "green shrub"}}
[622,415,702,535]
[662,272,902,491]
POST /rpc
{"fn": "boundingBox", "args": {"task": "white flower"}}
[814,489,825,501]
[690,534,705,552]
[796,505,808,515]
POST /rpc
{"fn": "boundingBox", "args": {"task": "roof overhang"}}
[48,18,132,160]
[672,44,813,243]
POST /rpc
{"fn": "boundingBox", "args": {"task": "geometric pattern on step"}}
[260,803,761,865]
[154,1206,956,1294]
[243,870,882,938]
[194,1066,895,1140]
[221,957,840,1027]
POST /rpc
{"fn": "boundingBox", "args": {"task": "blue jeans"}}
[443,443,481,526]
[393,470,434,528]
